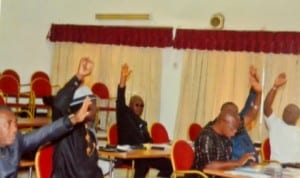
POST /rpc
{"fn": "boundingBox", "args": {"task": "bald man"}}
[264,72,300,163]
[191,109,255,175]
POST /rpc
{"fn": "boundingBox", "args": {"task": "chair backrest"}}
[188,123,202,141]
[171,140,208,178]
[31,71,50,82]
[171,139,194,171]
[35,143,54,178]
[107,123,118,145]
[91,82,110,99]
[261,137,271,161]
[150,122,170,144]
[0,75,20,97]
[31,78,52,97]
[2,69,20,83]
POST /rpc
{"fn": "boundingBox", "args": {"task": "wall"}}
[1,0,300,138]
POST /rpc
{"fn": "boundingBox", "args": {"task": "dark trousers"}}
[134,158,173,178]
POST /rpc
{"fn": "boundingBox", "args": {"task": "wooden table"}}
[98,146,170,177]
[98,148,170,159]
[19,159,35,178]
[17,117,51,129]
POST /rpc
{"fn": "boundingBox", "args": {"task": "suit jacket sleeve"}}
[21,117,73,153]
[52,76,81,121]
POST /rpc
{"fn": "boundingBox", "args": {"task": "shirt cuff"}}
[63,116,74,130]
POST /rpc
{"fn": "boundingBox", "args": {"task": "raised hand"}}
[70,97,92,125]
[274,72,287,88]
[76,57,94,80]
[119,63,132,87]
[249,65,262,93]
[249,65,259,82]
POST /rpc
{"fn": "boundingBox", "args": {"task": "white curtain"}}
[51,42,162,126]
[174,49,300,142]
[50,42,300,142]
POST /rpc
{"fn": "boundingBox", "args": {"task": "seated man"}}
[203,65,262,163]
[191,109,255,176]
[263,72,300,163]
[116,63,173,178]
[0,96,91,178]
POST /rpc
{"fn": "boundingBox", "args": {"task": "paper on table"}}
[116,145,132,151]
[282,167,300,176]
[225,170,271,178]
[225,165,271,178]
[150,143,171,149]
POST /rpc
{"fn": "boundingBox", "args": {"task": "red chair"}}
[107,123,133,178]
[30,71,60,89]
[35,143,54,178]
[2,69,20,83]
[188,123,202,141]
[30,78,53,117]
[107,123,118,145]
[0,75,21,103]
[31,71,50,82]
[171,140,207,178]
[91,82,116,131]
[150,122,170,144]
[261,137,271,161]
[0,75,31,115]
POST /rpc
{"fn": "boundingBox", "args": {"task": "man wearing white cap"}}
[51,57,104,178]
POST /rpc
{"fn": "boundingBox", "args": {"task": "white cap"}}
[70,86,96,107]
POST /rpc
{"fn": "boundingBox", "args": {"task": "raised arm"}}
[119,63,132,88]
[263,73,287,117]
[243,66,262,126]
[23,97,92,152]
[52,57,94,120]
[117,63,132,112]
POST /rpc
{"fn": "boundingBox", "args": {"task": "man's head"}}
[0,106,17,147]
[216,109,240,138]
[220,102,239,114]
[70,86,97,121]
[282,104,300,125]
[129,95,144,117]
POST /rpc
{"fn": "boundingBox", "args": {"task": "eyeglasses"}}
[135,103,144,108]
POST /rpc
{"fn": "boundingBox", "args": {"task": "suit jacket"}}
[0,117,73,178]
[116,86,152,145]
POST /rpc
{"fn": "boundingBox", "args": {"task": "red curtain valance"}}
[48,24,300,54]
[174,29,300,54]
[47,24,173,47]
